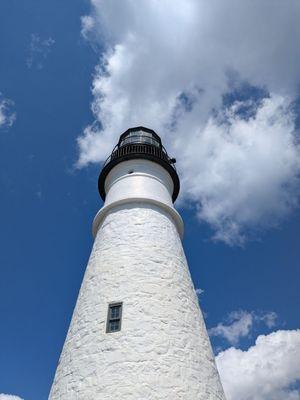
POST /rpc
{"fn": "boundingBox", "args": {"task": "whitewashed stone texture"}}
[49,159,226,400]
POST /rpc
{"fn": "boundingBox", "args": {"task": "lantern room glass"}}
[120,130,160,147]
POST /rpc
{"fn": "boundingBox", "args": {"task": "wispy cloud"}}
[216,329,300,400]
[26,34,55,69]
[81,15,95,40]
[195,288,204,296]
[77,0,300,245]
[0,395,24,400]
[0,94,16,129]
[209,310,278,345]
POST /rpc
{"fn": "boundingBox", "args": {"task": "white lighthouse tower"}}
[49,127,226,400]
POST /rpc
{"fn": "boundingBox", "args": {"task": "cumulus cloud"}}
[0,395,24,400]
[0,95,16,129]
[78,0,300,244]
[216,330,300,400]
[209,310,277,345]
[26,34,55,69]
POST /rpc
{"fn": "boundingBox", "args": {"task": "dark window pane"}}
[109,320,120,332]
[110,305,120,319]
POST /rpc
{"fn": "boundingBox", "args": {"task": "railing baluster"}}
[103,142,176,171]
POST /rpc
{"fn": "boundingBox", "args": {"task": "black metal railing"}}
[103,142,176,170]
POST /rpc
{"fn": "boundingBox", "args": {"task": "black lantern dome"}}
[98,126,180,202]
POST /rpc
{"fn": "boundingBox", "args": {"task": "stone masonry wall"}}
[49,203,226,400]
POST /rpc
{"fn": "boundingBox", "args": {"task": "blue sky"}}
[0,1,300,399]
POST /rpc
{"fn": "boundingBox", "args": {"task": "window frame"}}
[106,302,123,333]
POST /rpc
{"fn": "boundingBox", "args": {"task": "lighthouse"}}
[49,127,226,399]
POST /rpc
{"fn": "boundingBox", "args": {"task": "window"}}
[120,130,160,147]
[106,302,123,333]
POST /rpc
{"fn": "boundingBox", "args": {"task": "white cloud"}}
[78,0,300,245]
[81,16,95,40]
[195,288,204,296]
[26,34,55,69]
[0,95,16,129]
[216,329,300,400]
[260,311,278,329]
[209,310,278,345]
[0,395,24,400]
[209,310,253,345]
